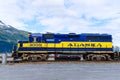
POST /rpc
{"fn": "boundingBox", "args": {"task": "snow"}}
[0,20,11,28]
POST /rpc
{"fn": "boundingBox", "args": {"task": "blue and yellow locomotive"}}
[12,33,114,61]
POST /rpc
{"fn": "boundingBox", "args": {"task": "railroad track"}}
[3,60,120,65]
[0,55,120,64]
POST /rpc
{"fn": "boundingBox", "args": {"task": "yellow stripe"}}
[17,43,20,48]
[22,42,112,48]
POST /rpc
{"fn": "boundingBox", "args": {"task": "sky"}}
[0,0,120,46]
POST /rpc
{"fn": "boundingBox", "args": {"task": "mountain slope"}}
[0,20,28,53]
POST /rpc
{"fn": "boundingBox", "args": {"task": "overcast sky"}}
[0,0,120,46]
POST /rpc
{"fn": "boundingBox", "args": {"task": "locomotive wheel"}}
[87,54,112,61]
[25,54,49,61]
[101,57,106,61]
[37,56,42,61]
[21,54,29,61]
[27,55,37,61]
[86,54,94,61]
[92,57,97,61]
[104,54,111,61]
[28,57,32,61]
[41,54,48,61]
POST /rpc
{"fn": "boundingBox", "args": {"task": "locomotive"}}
[12,33,117,61]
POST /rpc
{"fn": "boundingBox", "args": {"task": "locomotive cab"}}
[29,33,43,42]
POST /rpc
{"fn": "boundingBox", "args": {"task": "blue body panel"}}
[18,47,113,51]
[18,33,113,52]
[27,33,112,43]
